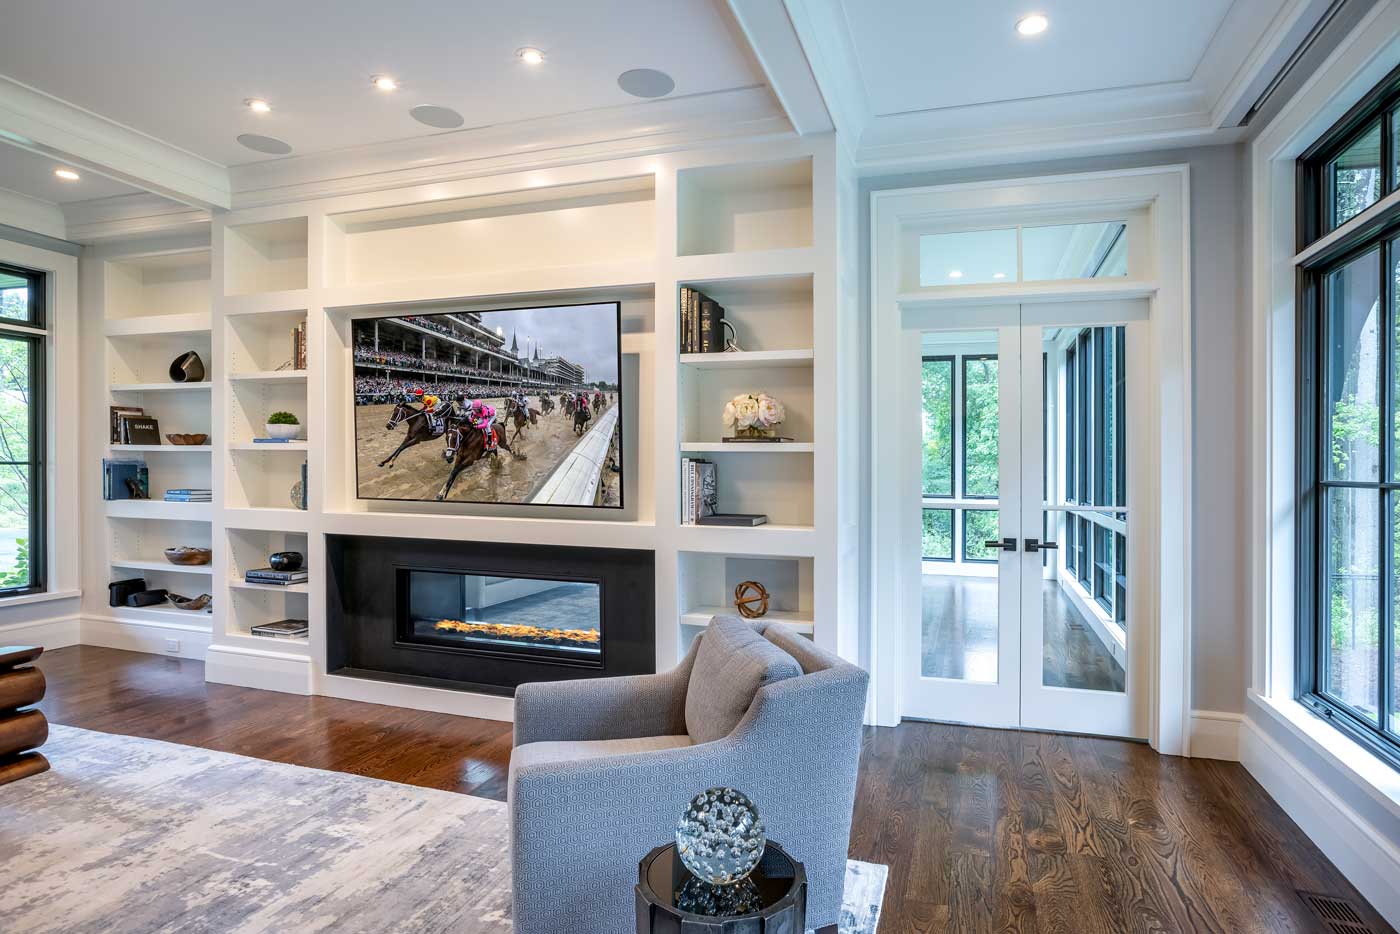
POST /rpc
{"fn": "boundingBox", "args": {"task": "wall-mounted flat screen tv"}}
[353,302,623,508]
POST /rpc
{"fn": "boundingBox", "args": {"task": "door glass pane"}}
[1042,325,1127,693]
[1391,495,1400,736]
[918,228,1016,286]
[921,357,953,496]
[1022,222,1127,280]
[1326,487,1380,722]
[921,330,1001,684]
[0,335,34,590]
[1330,120,1382,228]
[1326,247,1381,483]
[962,356,999,496]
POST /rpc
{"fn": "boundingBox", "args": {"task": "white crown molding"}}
[725,0,836,136]
[61,192,210,244]
[227,86,792,209]
[1202,0,1341,129]
[0,76,229,210]
[779,0,867,154]
[0,185,66,240]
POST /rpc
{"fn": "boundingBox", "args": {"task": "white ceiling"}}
[842,0,1235,117]
[0,0,765,167]
[0,142,144,204]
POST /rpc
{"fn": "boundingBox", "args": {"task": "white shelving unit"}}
[85,136,855,714]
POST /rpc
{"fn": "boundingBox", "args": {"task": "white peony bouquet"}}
[723,392,786,435]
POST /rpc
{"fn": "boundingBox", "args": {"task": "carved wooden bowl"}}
[165,433,210,446]
[164,546,212,566]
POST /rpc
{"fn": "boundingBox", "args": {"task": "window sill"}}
[0,588,80,610]
[1249,690,1400,823]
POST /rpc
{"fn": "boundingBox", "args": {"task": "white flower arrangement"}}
[723,392,786,434]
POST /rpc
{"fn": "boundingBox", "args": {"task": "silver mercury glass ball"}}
[675,787,767,885]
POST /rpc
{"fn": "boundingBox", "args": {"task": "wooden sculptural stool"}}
[0,645,49,786]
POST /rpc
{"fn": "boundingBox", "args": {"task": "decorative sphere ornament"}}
[675,787,766,885]
[733,580,770,619]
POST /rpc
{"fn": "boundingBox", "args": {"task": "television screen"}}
[353,302,623,507]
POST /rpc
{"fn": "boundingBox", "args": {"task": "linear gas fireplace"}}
[327,534,654,695]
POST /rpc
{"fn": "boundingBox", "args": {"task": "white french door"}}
[904,300,1151,739]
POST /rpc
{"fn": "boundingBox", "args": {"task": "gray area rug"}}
[0,726,886,933]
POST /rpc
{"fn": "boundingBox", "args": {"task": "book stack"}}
[250,619,308,640]
[164,488,211,503]
[102,459,148,500]
[109,406,161,445]
[245,566,308,586]
[290,321,308,371]
[680,457,768,527]
[678,286,726,354]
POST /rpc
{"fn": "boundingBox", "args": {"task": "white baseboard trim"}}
[1189,709,1242,760]
[0,614,81,649]
[1240,713,1400,929]
[79,616,211,660]
[318,672,515,722]
[205,644,312,695]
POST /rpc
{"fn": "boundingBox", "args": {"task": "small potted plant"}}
[265,411,302,440]
[722,391,787,441]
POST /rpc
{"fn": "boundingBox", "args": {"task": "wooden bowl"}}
[165,433,210,446]
[164,546,212,566]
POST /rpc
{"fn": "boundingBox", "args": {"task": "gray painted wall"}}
[858,143,1250,715]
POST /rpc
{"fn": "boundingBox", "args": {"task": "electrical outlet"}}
[164,638,181,654]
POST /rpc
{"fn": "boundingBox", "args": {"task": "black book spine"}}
[700,299,725,353]
[680,287,693,354]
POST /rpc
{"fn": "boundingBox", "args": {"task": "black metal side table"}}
[636,840,807,933]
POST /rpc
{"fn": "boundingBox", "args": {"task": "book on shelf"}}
[291,321,307,371]
[245,568,308,584]
[678,287,726,354]
[679,458,718,525]
[164,492,211,502]
[250,618,308,639]
[117,413,161,446]
[102,459,148,500]
[720,436,796,443]
[695,513,769,527]
[109,405,143,443]
[252,438,296,443]
[299,461,308,510]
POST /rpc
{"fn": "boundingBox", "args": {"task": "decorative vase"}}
[265,423,300,440]
[269,551,303,572]
[168,351,205,383]
[733,426,776,440]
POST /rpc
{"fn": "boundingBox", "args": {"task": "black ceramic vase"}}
[168,351,205,383]
[268,551,303,572]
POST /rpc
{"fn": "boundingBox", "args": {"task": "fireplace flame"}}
[433,619,601,646]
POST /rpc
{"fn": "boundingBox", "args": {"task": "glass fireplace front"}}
[398,568,602,664]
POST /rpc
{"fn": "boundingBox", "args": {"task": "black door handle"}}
[1024,538,1059,553]
[984,537,1017,552]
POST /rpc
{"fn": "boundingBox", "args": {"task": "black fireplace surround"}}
[326,534,655,695]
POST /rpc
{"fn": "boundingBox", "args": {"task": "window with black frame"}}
[0,263,45,596]
[1296,68,1400,769]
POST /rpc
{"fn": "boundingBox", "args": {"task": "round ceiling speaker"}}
[236,133,293,155]
[410,104,466,129]
[617,68,675,99]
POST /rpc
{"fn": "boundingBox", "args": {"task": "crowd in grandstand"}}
[354,374,585,406]
[354,346,508,381]
[398,315,504,353]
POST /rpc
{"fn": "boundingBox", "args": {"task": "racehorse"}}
[506,399,540,442]
[539,395,554,416]
[377,400,444,468]
[437,420,516,501]
[572,400,592,436]
[562,395,575,417]
[593,391,604,412]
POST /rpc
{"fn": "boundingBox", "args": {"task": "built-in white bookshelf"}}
[87,136,853,710]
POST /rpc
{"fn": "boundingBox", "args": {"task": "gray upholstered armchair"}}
[509,617,868,934]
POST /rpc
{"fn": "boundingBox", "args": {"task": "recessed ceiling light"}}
[948,270,964,280]
[371,74,399,91]
[618,68,675,99]
[1016,13,1049,36]
[236,133,293,155]
[516,47,546,66]
[53,168,80,181]
[244,98,271,114]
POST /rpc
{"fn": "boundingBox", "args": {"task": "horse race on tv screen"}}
[352,302,623,508]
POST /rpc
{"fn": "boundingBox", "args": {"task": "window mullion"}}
[1385,238,1397,736]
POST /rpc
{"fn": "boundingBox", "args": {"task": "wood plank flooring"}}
[29,645,1395,934]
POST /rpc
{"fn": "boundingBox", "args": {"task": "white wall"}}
[858,144,1250,716]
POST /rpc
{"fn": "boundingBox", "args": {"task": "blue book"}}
[253,438,294,443]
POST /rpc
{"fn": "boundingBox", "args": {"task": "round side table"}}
[635,840,807,933]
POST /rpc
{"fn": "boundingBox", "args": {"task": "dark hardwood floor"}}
[31,646,1394,934]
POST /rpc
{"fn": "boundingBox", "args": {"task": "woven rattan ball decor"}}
[733,580,770,619]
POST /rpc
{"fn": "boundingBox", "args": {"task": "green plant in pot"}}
[265,411,302,441]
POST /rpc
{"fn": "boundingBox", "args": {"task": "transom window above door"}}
[917,220,1129,287]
